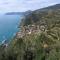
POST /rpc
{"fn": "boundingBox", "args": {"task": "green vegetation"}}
[0,4,60,60]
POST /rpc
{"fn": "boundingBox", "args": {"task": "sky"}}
[0,0,60,13]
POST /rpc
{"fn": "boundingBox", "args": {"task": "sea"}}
[0,14,22,43]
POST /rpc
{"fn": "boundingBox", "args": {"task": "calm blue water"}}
[0,15,22,43]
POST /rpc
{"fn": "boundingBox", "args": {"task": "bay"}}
[0,14,22,43]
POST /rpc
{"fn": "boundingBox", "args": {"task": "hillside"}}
[22,4,60,27]
[0,4,60,60]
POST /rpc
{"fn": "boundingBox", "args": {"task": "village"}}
[16,24,47,38]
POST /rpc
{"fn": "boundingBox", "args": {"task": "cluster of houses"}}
[16,24,46,38]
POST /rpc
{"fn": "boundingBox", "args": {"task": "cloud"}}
[0,0,60,13]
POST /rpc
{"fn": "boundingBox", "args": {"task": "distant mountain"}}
[5,12,24,15]
[5,10,32,15]
[24,10,32,15]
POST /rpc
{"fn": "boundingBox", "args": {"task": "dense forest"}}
[0,4,60,60]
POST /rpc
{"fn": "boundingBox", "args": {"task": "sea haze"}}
[0,14,22,43]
